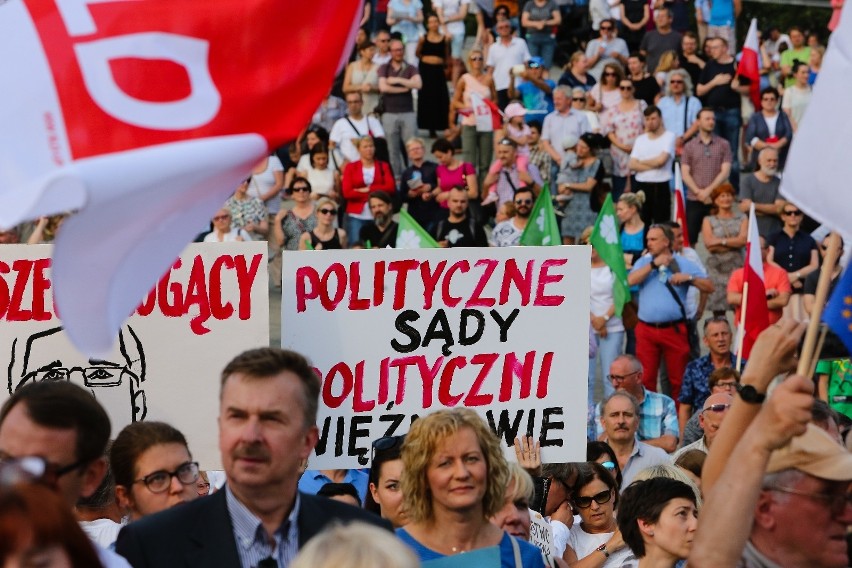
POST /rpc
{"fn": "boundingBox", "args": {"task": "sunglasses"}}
[762,97,777,102]
[528,63,542,69]
[318,208,337,215]
[670,79,684,84]
[575,488,613,509]
[470,56,484,61]
[0,455,86,488]
[371,435,406,462]
[703,403,731,414]
[603,72,616,76]
[291,186,311,193]
[212,214,230,221]
[515,199,532,205]
[619,85,634,91]
[572,97,586,102]
[783,210,803,216]
[600,26,613,30]
[600,461,616,471]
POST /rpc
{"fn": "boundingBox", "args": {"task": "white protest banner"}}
[0,242,269,469]
[529,510,555,557]
[282,246,590,469]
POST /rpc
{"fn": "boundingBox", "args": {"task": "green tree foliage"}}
[738,3,833,45]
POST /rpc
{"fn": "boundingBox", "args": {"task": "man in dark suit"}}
[116,348,389,567]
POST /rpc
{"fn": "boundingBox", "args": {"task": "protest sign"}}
[0,242,269,469]
[529,510,555,557]
[282,246,590,469]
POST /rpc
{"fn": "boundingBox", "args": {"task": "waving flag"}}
[738,204,769,360]
[739,19,761,110]
[0,0,360,354]
[519,183,561,246]
[589,194,630,316]
[396,209,439,249]
[673,162,690,247]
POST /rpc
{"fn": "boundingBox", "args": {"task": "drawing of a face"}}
[8,326,147,425]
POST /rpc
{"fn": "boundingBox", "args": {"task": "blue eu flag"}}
[823,266,852,355]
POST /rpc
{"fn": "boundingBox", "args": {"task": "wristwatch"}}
[736,383,766,404]
[596,544,610,558]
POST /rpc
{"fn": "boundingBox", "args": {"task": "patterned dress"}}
[280,209,317,251]
[706,213,745,312]
[600,100,647,177]
[556,156,604,239]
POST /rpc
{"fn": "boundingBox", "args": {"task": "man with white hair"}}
[539,86,592,183]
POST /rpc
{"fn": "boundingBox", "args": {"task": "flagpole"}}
[736,281,749,372]
[797,232,842,376]
[808,325,829,379]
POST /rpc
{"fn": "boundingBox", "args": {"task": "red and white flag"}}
[673,162,690,247]
[0,0,360,354]
[739,18,762,110]
[739,203,770,359]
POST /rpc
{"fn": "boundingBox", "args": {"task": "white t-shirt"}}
[486,37,531,91]
[433,0,470,36]
[631,130,676,182]
[80,518,123,549]
[590,266,625,333]
[330,115,386,162]
[249,155,285,214]
[203,228,252,242]
[566,524,637,566]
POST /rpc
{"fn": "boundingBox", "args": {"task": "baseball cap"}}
[766,423,852,481]
[504,102,528,119]
[528,56,544,68]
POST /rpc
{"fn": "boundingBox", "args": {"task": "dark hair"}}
[358,40,375,52]
[431,138,455,154]
[0,483,102,567]
[317,482,361,503]
[791,61,808,75]
[649,223,674,247]
[541,462,579,487]
[629,52,646,64]
[683,30,698,41]
[697,106,715,119]
[220,348,321,428]
[309,142,330,168]
[528,120,543,133]
[702,315,731,332]
[289,176,312,192]
[655,6,672,18]
[760,86,780,100]
[369,190,393,205]
[365,436,405,515]
[618,478,697,558]
[586,441,623,489]
[110,422,190,490]
[643,105,661,118]
[77,441,115,510]
[674,449,706,480]
[572,462,619,509]
[514,186,534,200]
[0,381,110,465]
[812,399,840,431]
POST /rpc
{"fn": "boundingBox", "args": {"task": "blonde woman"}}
[291,523,419,568]
[299,197,347,250]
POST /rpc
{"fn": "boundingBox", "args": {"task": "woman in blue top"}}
[397,408,547,567]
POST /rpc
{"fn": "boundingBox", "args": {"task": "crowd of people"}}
[1,1,850,567]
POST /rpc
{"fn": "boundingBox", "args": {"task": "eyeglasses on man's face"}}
[0,454,87,488]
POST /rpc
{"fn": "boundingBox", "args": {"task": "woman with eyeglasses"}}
[365,435,408,528]
[452,49,497,185]
[203,207,251,243]
[559,52,597,92]
[299,197,347,250]
[397,409,547,566]
[571,87,601,133]
[601,75,646,200]
[563,462,633,567]
[111,421,199,522]
[700,183,746,317]
[274,177,318,252]
[342,136,396,240]
[617,478,698,568]
[766,203,818,322]
[588,62,623,113]
[744,86,793,171]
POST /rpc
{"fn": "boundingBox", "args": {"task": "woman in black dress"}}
[416,13,450,136]
[299,197,347,250]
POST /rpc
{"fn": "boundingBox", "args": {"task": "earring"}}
[648,531,654,536]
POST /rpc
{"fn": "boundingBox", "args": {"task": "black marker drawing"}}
[8,325,147,423]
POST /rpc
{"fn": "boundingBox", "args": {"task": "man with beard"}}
[739,148,784,239]
[433,187,488,247]
[359,191,398,248]
[116,349,389,567]
[678,317,739,437]
[599,392,670,489]
[492,186,534,247]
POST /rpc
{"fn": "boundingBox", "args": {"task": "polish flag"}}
[673,162,690,247]
[739,19,762,110]
[739,203,770,359]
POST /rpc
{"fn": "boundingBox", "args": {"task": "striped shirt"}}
[226,486,300,568]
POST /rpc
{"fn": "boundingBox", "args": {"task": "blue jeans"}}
[588,330,625,407]
[714,107,741,191]
[526,34,557,70]
[346,215,371,245]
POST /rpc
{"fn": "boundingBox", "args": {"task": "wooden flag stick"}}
[797,232,842,376]
[808,325,829,379]
[736,281,749,372]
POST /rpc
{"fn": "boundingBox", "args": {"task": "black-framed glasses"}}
[318,208,338,215]
[768,486,852,518]
[702,403,731,414]
[371,435,405,462]
[607,370,640,383]
[670,79,685,84]
[783,210,803,216]
[0,454,87,487]
[574,488,613,508]
[134,461,199,493]
[714,380,738,390]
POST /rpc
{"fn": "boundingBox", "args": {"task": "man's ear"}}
[79,456,107,500]
[753,490,777,531]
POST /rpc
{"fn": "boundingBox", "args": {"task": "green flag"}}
[519,183,561,246]
[396,209,439,249]
[589,193,630,316]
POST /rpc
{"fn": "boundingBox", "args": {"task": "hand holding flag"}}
[519,184,561,246]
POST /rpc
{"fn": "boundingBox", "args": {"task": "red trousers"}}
[635,321,690,403]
